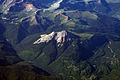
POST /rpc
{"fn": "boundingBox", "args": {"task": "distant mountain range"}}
[0,0,120,80]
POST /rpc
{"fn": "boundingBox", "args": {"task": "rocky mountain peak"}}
[33,30,69,46]
[55,30,67,43]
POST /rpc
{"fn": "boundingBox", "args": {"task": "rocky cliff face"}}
[33,30,69,46]
[33,32,55,44]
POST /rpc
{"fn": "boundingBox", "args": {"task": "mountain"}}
[0,25,57,80]
[0,39,57,80]
[0,0,120,80]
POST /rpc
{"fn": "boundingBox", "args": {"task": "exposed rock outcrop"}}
[24,3,36,11]
[33,30,69,46]
[33,32,55,44]
[55,30,67,43]
[1,0,15,13]
[44,0,63,11]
